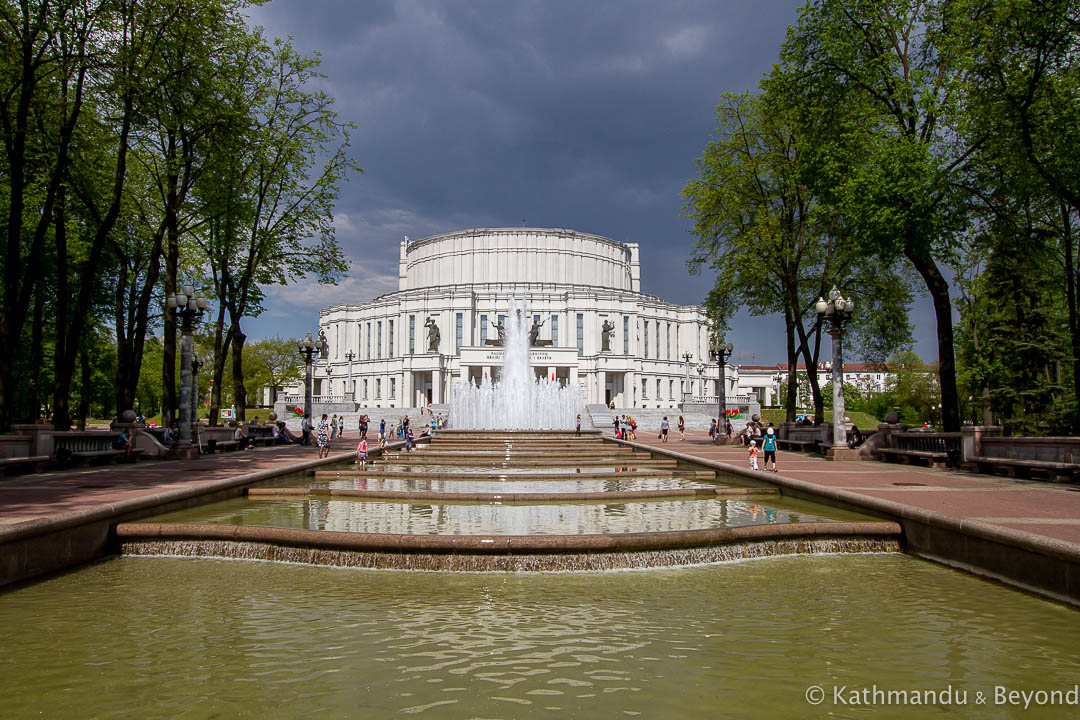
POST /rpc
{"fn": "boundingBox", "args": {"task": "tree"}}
[779,0,977,431]
[243,335,302,405]
[195,34,355,422]
[684,91,913,424]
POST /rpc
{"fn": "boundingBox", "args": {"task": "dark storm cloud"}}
[246,0,937,363]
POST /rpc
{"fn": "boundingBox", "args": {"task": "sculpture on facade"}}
[318,329,329,360]
[528,318,545,346]
[424,317,440,352]
[601,319,615,352]
[491,319,505,344]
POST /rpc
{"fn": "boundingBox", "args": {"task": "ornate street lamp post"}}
[297,331,327,420]
[167,285,207,444]
[712,335,734,442]
[191,351,201,437]
[345,350,356,401]
[682,352,693,401]
[772,371,784,409]
[325,365,334,400]
[815,286,855,449]
[696,363,705,399]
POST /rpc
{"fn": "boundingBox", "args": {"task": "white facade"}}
[298,228,717,409]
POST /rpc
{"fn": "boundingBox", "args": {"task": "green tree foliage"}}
[243,335,303,405]
[0,0,355,432]
[778,0,975,432]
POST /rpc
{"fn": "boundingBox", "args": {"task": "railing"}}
[281,395,353,404]
[54,433,120,453]
[894,432,963,455]
[681,394,753,405]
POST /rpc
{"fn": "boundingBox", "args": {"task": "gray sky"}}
[243,0,938,366]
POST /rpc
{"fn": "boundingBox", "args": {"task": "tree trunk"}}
[52,185,71,431]
[114,259,132,414]
[208,301,230,426]
[25,287,45,421]
[1062,202,1080,433]
[77,340,91,431]
[784,306,797,422]
[230,324,247,420]
[905,246,961,432]
[161,174,179,427]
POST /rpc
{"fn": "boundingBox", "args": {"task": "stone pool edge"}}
[0,444,406,589]
[606,437,1080,609]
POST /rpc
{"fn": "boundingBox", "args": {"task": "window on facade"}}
[366,323,371,360]
[656,320,661,359]
[388,320,394,358]
[669,379,675,400]
[376,379,382,399]
[363,379,368,400]
[390,378,396,399]
[456,312,463,353]
[644,320,649,358]
[656,378,662,399]
[409,315,415,354]
[666,322,671,360]
[480,314,487,344]
[576,313,584,354]
[623,316,629,354]
[642,378,648,398]
[377,321,383,358]
[551,315,558,345]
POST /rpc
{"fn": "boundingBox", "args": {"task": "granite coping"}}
[114,520,901,554]
[0,448,380,546]
[609,437,1080,566]
[243,486,779,503]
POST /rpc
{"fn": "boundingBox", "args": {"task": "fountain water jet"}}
[450,298,583,429]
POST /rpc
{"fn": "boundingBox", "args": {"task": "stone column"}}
[569,365,579,390]
[626,370,637,409]
[432,367,442,404]
[596,370,606,405]
[546,366,555,383]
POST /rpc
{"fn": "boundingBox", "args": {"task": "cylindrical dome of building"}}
[403,228,635,291]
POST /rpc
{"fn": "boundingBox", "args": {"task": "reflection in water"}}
[148,496,860,536]
[2,555,1079,719]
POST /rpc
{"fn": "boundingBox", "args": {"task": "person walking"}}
[576,414,581,436]
[316,413,331,458]
[762,427,778,473]
[330,414,339,440]
[301,413,313,446]
[660,417,669,443]
[678,416,685,441]
[629,417,637,440]
[355,438,368,469]
[359,414,368,441]
[379,418,387,449]
[405,425,415,452]
[748,440,759,471]
[708,418,716,440]
[725,418,734,439]
[613,416,620,439]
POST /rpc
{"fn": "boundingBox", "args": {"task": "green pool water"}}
[295,476,727,493]
[142,495,871,535]
[1,554,1077,719]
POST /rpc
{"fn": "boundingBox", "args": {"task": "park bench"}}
[0,455,49,476]
[877,431,962,469]
[967,455,1079,482]
[54,434,145,466]
[879,447,949,469]
[776,438,818,453]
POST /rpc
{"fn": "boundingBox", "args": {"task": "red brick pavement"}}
[0,443,354,526]
[632,435,1080,546]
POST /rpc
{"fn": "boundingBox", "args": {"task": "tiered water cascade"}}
[449,298,583,430]
[116,431,901,571]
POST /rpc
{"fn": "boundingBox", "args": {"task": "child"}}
[355,438,368,469]
[405,426,414,452]
[748,440,759,471]
[379,418,386,449]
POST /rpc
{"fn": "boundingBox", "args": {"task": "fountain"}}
[450,298,582,430]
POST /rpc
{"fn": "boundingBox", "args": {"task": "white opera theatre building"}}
[290,227,729,411]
